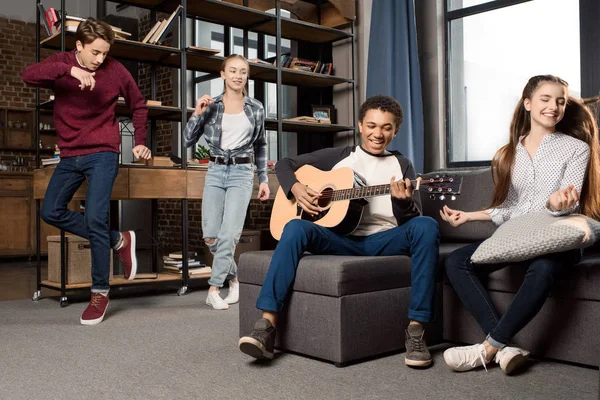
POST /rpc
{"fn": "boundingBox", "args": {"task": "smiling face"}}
[524,82,568,133]
[220,57,249,94]
[76,38,110,71]
[358,109,397,154]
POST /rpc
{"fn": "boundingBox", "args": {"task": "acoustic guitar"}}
[269,165,462,240]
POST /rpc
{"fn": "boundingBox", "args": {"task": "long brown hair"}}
[489,75,600,220]
[221,54,249,96]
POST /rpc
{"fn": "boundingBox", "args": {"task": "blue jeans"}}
[444,242,581,348]
[41,152,121,291]
[202,161,254,287]
[256,216,440,323]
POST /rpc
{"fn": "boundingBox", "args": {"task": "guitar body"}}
[270,165,362,240]
[269,165,462,241]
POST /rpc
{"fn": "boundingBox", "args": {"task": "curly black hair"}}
[358,95,403,132]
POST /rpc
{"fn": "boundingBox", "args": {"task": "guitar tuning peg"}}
[451,195,456,201]
[429,194,435,200]
[439,195,446,201]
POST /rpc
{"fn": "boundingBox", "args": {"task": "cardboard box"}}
[47,235,113,284]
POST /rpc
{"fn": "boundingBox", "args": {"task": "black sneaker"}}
[239,318,276,360]
[404,324,432,367]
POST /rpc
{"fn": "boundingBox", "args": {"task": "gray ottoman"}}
[238,251,443,366]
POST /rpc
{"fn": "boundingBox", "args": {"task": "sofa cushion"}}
[442,253,600,302]
[239,251,414,297]
[422,168,497,242]
[471,211,600,264]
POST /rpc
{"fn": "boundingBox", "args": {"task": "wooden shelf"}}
[259,16,352,43]
[41,32,178,65]
[40,100,193,122]
[113,0,350,43]
[266,119,355,133]
[0,147,53,153]
[167,52,351,87]
[41,271,211,289]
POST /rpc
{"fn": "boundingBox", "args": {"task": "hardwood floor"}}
[0,259,48,301]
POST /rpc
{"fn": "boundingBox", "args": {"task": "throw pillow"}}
[471,211,600,264]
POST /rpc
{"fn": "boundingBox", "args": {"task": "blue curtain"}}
[367,0,424,173]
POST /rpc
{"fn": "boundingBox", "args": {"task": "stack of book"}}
[251,54,333,75]
[163,251,211,275]
[141,6,182,45]
[41,158,60,167]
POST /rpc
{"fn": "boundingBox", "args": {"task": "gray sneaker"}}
[404,324,432,367]
[239,318,276,360]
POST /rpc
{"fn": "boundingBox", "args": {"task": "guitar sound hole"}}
[317,187,334,208]
[301,187,333,222]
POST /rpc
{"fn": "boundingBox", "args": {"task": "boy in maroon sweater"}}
[22,18,151,325]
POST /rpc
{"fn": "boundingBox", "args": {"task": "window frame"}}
[444,0,538,168]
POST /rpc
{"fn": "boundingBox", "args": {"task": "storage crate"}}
[203,230,261,267]
[47,235,113,284]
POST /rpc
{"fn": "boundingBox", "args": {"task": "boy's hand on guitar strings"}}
[390,176,419,200]
[291,182,322,216]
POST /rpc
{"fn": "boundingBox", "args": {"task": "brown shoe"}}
[404,324,432,367]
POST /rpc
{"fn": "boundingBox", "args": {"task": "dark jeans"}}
[444,242,581,348]
[41,152,121,291]
[256,216,440,323]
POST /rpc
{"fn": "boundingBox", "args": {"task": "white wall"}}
[1,0,97,23]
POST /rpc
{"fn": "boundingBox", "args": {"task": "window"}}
[446,0,580,164]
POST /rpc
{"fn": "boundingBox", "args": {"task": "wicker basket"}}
[47,235,113,284]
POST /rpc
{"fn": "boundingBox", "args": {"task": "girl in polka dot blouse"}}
[440,75,600,373]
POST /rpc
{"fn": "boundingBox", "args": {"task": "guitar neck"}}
[332,180,421,202]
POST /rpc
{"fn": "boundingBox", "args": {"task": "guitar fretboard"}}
[333,184,392,201]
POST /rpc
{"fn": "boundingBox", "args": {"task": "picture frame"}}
[311,105,337,124]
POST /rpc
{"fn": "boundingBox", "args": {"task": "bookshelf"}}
[32,0,356,305]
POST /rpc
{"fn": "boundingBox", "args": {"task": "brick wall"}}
[0,15,274,253]
[0,17,53,169]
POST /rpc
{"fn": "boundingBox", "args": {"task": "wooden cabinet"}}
[0,172,78,256]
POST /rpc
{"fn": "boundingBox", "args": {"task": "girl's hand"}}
[258,182,270,201]
[548,184,579,211]
[440,205,469,227]
[194,94,214,117]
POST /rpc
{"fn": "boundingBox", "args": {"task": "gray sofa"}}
[239,168,600,367]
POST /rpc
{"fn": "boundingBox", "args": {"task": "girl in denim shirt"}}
[184,54,270,310]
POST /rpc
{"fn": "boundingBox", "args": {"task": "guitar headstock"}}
[417,174,463,201]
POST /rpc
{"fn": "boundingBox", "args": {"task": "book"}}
[155,5,183,44]
[142,20,162,43]
[165,266,211,275]
[164,261,206,269]
[45,8,60,35]
[168,251,198,260]
[146,100,162,107]
[37,4,51,36]
[147,20,168,44]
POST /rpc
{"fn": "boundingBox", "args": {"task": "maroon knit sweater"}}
[22,50,148,157]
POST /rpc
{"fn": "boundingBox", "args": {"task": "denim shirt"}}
[183,94,268,184]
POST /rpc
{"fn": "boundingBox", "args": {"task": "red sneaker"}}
[80,293,110,325]
[116,231,137,280]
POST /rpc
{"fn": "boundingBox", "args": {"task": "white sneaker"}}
[495,346,530,375]
[223,280,239,304]
[205,291,229,310]
[443,343,491,372]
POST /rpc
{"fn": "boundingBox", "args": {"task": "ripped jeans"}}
[202,161,254,287]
